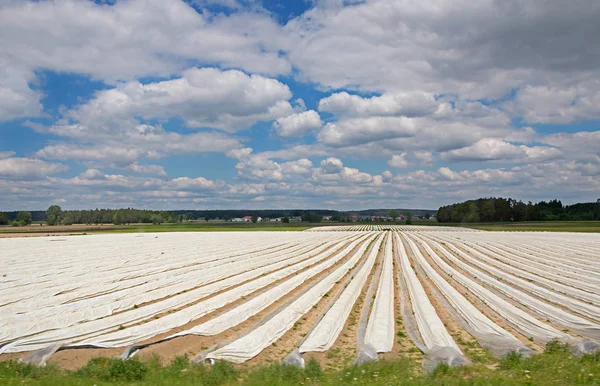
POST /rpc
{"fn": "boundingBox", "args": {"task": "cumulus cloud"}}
[0,0,293,121]
[388,153,410,169]
[441,138,562,163]
[272,110,321,137]
[70,68,293,133]
[0,157,68,180]
[125,163,167,176]
[505,82,600,124]
[318,116,417,147]
[286,0,600,100]
[234,153,314,181]
[319,91,439,118]
[319,157,344,174]
[0,151,16,159]
[35,124,243,165]
[79,169,105,180]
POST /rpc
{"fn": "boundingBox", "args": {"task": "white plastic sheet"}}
[394,233,460,352]
[421,233,600,341]
[298,233,384,353]
[404,233,529,356]
[205,233,379,363]
[364,232,395,353]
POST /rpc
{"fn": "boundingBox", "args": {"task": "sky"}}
[0,0,599,211]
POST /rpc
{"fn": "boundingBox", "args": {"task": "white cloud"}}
[506,82,600,124]
[0,151,16,159]
[413,151,434,166]
[0,0,294,121]
[319,157,344,174]
[272,110,321,137]
[234,153,314,181]
[0,59,43,121]
[318,116,417,147]
[79,169,105,180]
[35,124,243,165]
[441,138,562,163]
[125,163,167,176]
[0,157,68,180]
[388,153,410,168]
[70,68,293,133]
[286,0,600,101]
[319,91,439,118]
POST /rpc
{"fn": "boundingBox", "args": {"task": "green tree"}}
[16,211,32,225]
[204,215,211,222]
[0,212,8,225]
[151,214,163,225]
[46,205,62,226]
[113,210,126,225]
[251,215,258,223]
[282,216,290,223]
[301,212,322,223]
[61,213,75,225]
[405,212,412,225]
[389,209,399,222]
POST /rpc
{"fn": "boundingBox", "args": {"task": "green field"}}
[98,222,313,233]
[2,342,599,385]
[407,220,600,232]
[2,220,600,235]
[0,221,314,235]
[457,221,600,233]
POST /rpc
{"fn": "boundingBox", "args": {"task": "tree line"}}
[0,207,336,226]
[437,197,600,223]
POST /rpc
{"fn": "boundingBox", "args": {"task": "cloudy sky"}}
[1,0,599,210]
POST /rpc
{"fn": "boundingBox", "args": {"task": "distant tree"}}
[0,212,8,225]
[301,212,322,223]
[282,216,290,223]
[16,211,32,225]
[389,209,399,222]
[424,213,431,220]
[151,214,163,225]
[204,215,211,222]
[251,215,258,223]
[405,212,412,225]
[112,211,124,225]
[46,205,62,226]
[61,215,74,226]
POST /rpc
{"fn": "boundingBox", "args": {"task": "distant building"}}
[322,215,332,221]
[232,218,243,222]
[241,216,252,222]
[270,218,282,222]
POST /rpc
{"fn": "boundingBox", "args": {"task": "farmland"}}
[1,226,600,382]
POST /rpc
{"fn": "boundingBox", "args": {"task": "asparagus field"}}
[1,227,599,371]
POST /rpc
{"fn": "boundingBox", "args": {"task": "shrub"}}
[76,357,148,382]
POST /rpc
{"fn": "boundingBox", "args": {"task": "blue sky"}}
[0,0,599,210]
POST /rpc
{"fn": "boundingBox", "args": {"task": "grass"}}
[3,220,599,235]
[2,343,600,385]
[410,220,600,232]
[0,221,314,234]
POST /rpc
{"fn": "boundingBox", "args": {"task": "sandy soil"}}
[45,237,360,370]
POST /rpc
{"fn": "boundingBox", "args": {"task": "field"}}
[0,222,313,237]
[409,220,600,232]
[1,226,600,384]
